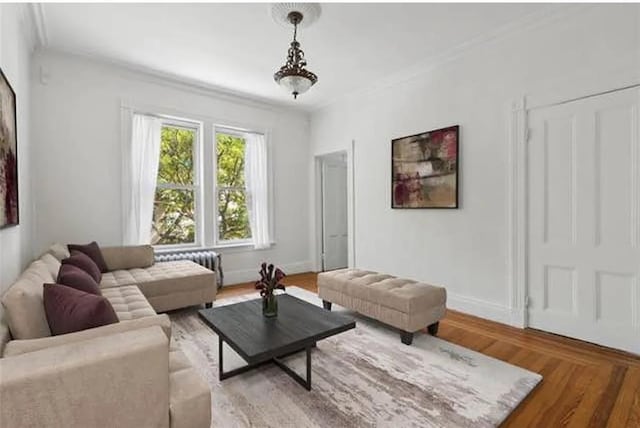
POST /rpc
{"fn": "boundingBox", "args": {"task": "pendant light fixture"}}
[272,4,321,99]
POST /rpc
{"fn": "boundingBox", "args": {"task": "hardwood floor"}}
[218,272,640,427]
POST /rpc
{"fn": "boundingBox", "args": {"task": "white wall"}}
[31,51,311,285]
[309,4,640,324]
[0,4,35,299]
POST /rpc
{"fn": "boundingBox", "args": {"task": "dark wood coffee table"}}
[198,294,355,390]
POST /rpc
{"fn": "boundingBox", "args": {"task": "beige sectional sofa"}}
[0,244,215,428]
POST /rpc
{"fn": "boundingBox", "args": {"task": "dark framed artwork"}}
[0,68,18,228]
[392,125,459,209]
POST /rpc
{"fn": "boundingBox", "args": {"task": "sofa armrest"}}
[0,326,170,428]
[3,314,171,357]
[101,245,155,271]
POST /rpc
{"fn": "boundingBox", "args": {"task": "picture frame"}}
[0,67,19,228]
[391,125,459,209]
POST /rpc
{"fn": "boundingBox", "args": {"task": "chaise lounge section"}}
[50,243,217,312]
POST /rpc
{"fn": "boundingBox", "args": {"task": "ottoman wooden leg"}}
[401,331,414,345]
[322,300,332,311]
[205,302,213,309]
[427,322,439,336]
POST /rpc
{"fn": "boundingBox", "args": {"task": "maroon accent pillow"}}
[57,264,102,296]
[62,252,102,283]
[43,283,118,336]
[68,241,109,273]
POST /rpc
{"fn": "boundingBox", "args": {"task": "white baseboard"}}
[223,260,313,286]
[509,308,527,328]
[447,292,517,327]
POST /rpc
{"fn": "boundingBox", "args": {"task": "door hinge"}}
[524,128,532,142]
[524,296,531,308]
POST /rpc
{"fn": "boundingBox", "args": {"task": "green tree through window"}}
[151,125,196,245]
[216,132,251,242]
[151,124,253,246]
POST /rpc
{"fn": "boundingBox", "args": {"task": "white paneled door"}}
[527,87,640,354]
[322,158,348,271]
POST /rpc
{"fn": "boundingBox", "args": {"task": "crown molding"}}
[39,48,312,116]
[28,3,48,48]
[28,3,310,114]
[311,4,593,113]
[27,3,594,114]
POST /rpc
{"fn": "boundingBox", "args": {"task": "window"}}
[151,120,200,246]
[215,129,252,245]
[143,112,268,249]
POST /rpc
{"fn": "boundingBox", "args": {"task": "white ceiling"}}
[39,3,557,109]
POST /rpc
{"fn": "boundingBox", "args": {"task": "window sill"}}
[154,244,202,254]
[153,242,276,255]
[213,242,276,254]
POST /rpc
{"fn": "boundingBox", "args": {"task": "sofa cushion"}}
[101,285,157,321]
[43,284,118,336]
[62,252,102,283]
[4,315,172,357]
[169,344,212,428]
[47,243,70,261]
[1,260,54,339]
[0,327,171,428]
[100,260,214,298]
[68,241,109,273]
[57,264,102,295]
[0,322,11,356]
[40,253,62,279]
[101,245,155,271]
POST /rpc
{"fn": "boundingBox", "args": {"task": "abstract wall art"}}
[0,68,18,228]
[392,125,459,209]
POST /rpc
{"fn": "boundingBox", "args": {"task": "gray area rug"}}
[169,287,541,428]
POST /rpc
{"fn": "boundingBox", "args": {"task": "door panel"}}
[527,87,640,354]
[322,160,348,271]
[596,105,635,248]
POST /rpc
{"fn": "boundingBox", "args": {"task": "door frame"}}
[507,79,640,329]
[314,148,354,272]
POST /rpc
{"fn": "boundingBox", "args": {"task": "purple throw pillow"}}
[62,252,102,283]
[57,264,102,296]
[43,283,118,336]
[68,241,109,273]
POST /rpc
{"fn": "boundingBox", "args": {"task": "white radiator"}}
[155,249,223,288]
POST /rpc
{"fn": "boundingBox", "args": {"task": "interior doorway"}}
[318,152,349,271]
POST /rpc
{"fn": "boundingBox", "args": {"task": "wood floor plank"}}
[588,365,627,427]
[218,272,640,427]
[567,365,616,428]
[535,363,589,427]
[607,366,640,427]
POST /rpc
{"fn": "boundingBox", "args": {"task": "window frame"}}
[152,117,204,250]
[213,126,255,247]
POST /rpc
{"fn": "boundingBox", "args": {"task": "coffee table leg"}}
[306,345,312,388]
[218,340,313,390]
[273,345,313,391]
[219,337,274,381]
[218,335,224,379]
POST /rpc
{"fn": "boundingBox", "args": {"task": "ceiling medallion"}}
[272,4,320,99]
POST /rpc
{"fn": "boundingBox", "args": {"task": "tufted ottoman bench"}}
[318,269,447,345]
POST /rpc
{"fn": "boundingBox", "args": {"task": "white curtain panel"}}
[244,133,270,249]
[123,113,162,244]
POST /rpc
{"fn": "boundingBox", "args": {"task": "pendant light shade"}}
[273,6,319,99]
